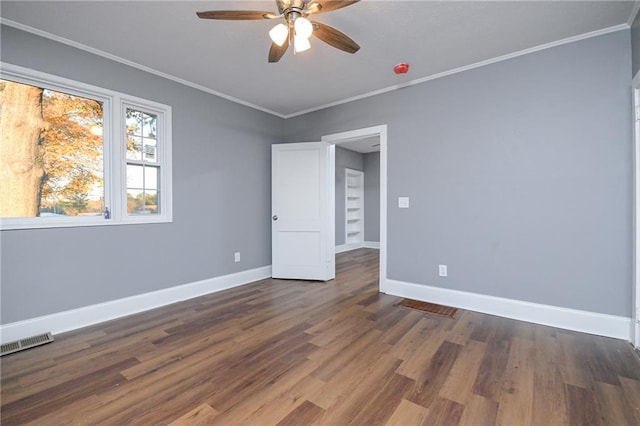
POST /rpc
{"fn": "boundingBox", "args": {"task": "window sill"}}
[0,216,173,231]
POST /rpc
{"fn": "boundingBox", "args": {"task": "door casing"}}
[322,125,388,291]
[632,73,640,347]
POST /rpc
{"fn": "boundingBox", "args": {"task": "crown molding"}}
[1,19,629,120]
[283,24,629,118]
[0,18,287,119]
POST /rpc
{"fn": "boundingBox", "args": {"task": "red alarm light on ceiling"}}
[394,63,410,74]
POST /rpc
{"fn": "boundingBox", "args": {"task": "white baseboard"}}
[382,279,632,341]
[335,242,380,253]
[0,265,272,345]
[335,243,361,253]
[4,269,629,345]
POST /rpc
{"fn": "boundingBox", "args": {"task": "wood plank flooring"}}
[2,248,640,425]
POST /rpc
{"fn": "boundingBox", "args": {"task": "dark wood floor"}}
[2,248,640,425]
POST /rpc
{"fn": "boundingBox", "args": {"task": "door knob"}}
[272,215,278,221]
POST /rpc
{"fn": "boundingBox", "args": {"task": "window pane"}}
[126,135,142,161]
[127,164,159,216]
[126,164,144,188]
[126,109,142,136]
[144,190,159,215]
[127,108,157,163]
[126,189,144,214]
[126,189,158,215]
[144,166,159,190]
[0,80,104,218]
[142,112,156,138]
[144,138,157,162]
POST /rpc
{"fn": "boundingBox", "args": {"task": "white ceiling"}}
[1,1,637,118]
[337,135,380,153]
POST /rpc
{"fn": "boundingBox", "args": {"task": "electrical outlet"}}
[438,264,448,277]
[234,252,241,263]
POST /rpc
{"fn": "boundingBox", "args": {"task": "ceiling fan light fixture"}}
[269,23,289,46]
[196,0,361,62]
[294,34,311,53]
[294,16,313,39]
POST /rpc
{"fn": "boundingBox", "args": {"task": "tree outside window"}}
[0,80,104,218]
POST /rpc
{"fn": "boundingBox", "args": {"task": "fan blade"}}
[196,10,278,20]
[269,37,290,63]
[312,21,360,54]
[306,1,360,15]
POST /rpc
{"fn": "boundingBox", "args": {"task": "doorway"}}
[335,147,375,253]
[322,125,388,291]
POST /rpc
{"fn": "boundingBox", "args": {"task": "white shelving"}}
[345,168,364,246]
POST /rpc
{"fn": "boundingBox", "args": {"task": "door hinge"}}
[635,106,640,121]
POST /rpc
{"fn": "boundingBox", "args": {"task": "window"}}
[0,64,172,229]
[0,80,105,219]
[124,106,162,216]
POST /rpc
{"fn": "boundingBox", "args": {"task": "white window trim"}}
[118,98,173,225]
[0,62,172,230]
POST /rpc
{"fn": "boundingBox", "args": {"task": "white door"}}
[272,142,335,281]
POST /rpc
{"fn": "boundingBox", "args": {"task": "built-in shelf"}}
[345,168,364,246]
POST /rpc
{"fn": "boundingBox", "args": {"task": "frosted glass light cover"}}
[294,17,313,39]
[294,35,311,52]
[269,23,288,46]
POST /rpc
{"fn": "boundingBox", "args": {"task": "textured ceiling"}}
[1,1,637,117]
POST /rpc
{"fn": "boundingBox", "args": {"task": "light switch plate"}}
[398,197,410,208]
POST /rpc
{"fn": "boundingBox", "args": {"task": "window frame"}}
[0,63,172,230]
[118,99,173,224]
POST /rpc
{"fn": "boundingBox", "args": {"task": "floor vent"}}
[395,299,459,318]
[1,332,54,356]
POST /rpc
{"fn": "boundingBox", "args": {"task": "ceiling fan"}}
[196,0,361,63]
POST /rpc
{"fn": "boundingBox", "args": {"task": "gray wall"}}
[0,25,284,324]
[632,10,640,76]
[1,25,633,324]
[335,146,363,245]
[363,152,380,243]
[286,30,633,317]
